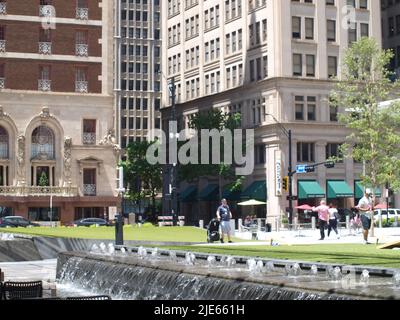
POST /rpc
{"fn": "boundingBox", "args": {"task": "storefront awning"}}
[198,184,219,201]
[355,181,382,199]
[327,181,354,198]
[179,185,197,203]
[241,181,267,201]
[298,181,325,199]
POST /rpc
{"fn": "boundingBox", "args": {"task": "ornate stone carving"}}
[99,129,121,155]
[64,137,72,183]
[17,134,25,182]
[40,106,51,120]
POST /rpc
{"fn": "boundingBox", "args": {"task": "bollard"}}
[238,219,243,232]
[395,216,399,227]
[199,220,204,229]
[346,215,350,230]
[115,214,124,246]
[230,219,235,232]
[129,213,136,227]
[257,218,262,231]
[311,217,316,230]
[379,214,382,229]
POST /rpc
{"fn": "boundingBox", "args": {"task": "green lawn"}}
[163,244,400,268]
[0,225,244,243]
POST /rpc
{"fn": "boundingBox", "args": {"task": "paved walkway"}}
[0,259,57,282]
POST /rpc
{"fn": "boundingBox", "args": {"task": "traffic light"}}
[283,176,289,192]
[305,165,315,173]
[325,161,335,169]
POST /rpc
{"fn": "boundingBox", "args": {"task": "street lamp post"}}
[169,76,178,226]
[115,166,125,246]
[265,114,294,226]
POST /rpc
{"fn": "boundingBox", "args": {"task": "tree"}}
[38,172,49,187]
[330,37,400,219]
[122,141,163,222]
[178,109,243,200]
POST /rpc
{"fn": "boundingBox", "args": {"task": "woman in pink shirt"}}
[312,200,330,240]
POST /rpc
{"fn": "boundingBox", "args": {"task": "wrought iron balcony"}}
[82,132,96,145]
[0,2,6,14]
[39,5,53,17]
[38,79,51,92]
[0,185,79,197]
[39,42,52,55]
[75,81,88,93]
[0,40,5,53]
[76,7,89,20]
[76,44,88,57]
[0,78,4,89]
[83,184,96,196]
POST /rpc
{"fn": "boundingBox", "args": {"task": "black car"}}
[72,218,111,227]
[0,216,40,228]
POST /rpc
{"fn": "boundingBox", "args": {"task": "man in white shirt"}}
[357,188,374,245]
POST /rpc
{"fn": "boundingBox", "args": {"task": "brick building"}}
[0,0,119,224]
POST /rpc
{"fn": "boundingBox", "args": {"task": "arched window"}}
[31,126,55,160]
[0,126,8,159]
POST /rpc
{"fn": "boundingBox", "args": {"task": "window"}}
[292,16,301,39]
[0,126,8,159]
[83,119,96,145]
[293,54,302,76]
[83,169,96,196]
[326,143,343,162]
[328,56,337,78]
[31,126,55,160]
[297,142,315,163]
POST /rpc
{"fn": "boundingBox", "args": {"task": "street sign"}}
[296,165,307,174]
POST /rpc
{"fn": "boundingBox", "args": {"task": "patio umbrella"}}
[374,203,390,209]
[295,204,313,210]
[238,199,267,206]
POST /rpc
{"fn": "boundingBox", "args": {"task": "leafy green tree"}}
[122,141,163,221]
[178,109,243,199]
[330,37,400,208]
[38,172,49,187]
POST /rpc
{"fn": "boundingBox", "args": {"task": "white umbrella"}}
[238,199,266,206]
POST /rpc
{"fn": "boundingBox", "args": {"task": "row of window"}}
[121,44,161,58]
[120,97,161,111]
[293,54,338,78]
[293,0,368,10]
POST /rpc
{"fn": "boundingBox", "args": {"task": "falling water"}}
[310,265,318,276]
[360,270,370,284]
[207,256,216,267]
[393,272,400,286]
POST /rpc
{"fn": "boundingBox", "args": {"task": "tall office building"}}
[381,0,400,77]
[161,0,389,227]
[114,0,162,151]
[0,0,119,224]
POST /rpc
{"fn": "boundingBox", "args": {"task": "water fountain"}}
[393,272,400,286]
[226,256,236,267]
[332,267,342,281]
[360,270,370,284]
[247,259,257,272]
[108,243,115,255]
[120,247,126,255]
[185,252,196,265]
[151,248,159,258]
[310,265,318,276]
[169,251,177,262]
[265,261,275,273]
[256,260,264,273]
[99,242,106,253]
[137,246,147,259]
[292,263,301,276]
[207,256,216,267]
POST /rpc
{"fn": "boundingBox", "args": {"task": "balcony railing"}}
[39,5,53,17]
[0,186,79,197]
[0,78,4,89]
[75,81,88,93]
[82,132,96,145]
[39,42,52,54]
[76,7,89,20]
[76,44,88,57]
[38,79,51,92]
[0,2,6,14]
[83,184,96,196]
[0,40,5,53]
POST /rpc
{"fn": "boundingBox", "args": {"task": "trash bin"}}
[266,223,272,233]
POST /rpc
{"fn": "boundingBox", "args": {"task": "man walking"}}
[312,200,330,240]
[216,198,233,243]
[357,189,374,245]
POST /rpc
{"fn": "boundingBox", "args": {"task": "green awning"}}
[179,185,197,203]
[298,181,325,200]
[327,181,354,198]
[241,181,267,201]
[355,181,382,199]
[222,186,242,201]
[198,184,219,201]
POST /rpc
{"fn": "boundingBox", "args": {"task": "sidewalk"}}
[193,227,400,246]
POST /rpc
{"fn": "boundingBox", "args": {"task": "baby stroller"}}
[207,218,220,243]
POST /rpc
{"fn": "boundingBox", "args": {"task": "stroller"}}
[207,218,220,243]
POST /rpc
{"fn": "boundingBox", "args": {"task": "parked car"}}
[373,209,400,222]
[69,218,112,227]
[0,216,40,228]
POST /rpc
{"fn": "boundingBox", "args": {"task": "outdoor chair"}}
[66,295,112,300]
[2,281,43,300]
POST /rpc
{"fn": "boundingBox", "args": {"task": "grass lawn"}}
[162,244,400,269]
[0,225,244,243]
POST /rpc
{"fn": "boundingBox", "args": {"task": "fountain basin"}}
[56,252,400,300]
